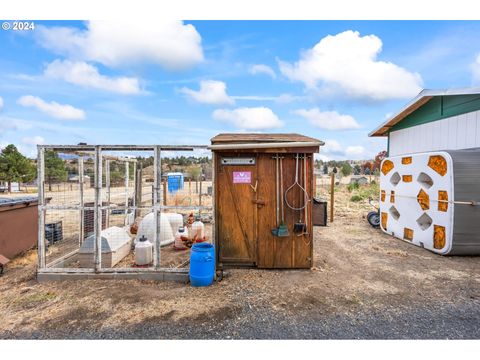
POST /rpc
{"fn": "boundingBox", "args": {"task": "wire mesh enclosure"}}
[37,145,212,281]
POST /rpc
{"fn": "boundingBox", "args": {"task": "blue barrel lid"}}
[192,242,214,252]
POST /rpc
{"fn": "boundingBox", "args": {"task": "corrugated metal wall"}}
[389,109,480,156]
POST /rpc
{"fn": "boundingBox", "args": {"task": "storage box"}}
[312,198,327,226]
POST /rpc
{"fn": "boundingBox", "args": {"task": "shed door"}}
[217,157,257,264]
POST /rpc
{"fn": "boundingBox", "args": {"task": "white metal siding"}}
[389,110,480,156]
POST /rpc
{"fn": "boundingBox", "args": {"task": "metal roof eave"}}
[368,87,480,137]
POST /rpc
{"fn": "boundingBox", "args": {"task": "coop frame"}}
[36,144,212,281]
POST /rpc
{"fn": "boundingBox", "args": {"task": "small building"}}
[0,196,38,259]
[210,133,323,269]
[167,172,184,193]
[349,175,369,185]
[68,174,90,183]
[0,181,20,192]
[369,87,480,156]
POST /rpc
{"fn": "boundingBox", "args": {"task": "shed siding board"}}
[389,109,480,156]
[466,111,477,148]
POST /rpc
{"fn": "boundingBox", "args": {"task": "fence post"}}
[134,164,142,218]
[37,146,46,269]
[153,146,162,269]
[105,159,110,227]
[330,172,334,223]
[163,179,167,206]
[94,146,103,271]
[125,161,129,215]
[79,156,84,244]
[199,174,203,208]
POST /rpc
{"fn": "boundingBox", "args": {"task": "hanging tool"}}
[285,154,308,233]
[293,154,307,233]
[299,153,310,239]
[272,155,289,237]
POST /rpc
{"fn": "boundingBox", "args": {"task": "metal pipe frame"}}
[105,159,111,227]
[94,146,103,271]
[37,146,46,269]
[124,161,129,216]
[37,144,212,280]
[153,145,162,269]
[78,156,85,245]
[38,145,208,151]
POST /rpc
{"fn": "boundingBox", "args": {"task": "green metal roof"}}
[369,87,480,137]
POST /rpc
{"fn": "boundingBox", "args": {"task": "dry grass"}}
[0,183,478,337]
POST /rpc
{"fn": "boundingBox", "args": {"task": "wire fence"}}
[38,146,213,272]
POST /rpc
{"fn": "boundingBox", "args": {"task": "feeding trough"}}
[79,226,132,267]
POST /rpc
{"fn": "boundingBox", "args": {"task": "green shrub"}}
[350,194,363,202]
[347,182,360,192]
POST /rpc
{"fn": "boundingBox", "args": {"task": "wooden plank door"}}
[217,156,257,265]
[257,153,313,268]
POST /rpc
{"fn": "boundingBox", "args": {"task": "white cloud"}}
[279,30,423,101]
[318,140,370,161]
[249,64,276,79]
[44,60,141,95]
[231,93,303,104]
[212,107,283,130]
[472,54,480,83]
[322,139,344,156]
[180,80,234,105]
[0,96,3,111]
[294,108,360,130]
[36,20,203,70]
[22,136,45,145]
[345,145,366,158]
[18,95,86,120]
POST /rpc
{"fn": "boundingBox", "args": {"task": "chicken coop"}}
[210,134,323,269]
[36,145,212,281]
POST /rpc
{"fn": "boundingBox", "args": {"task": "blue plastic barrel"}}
[189,243,215,287]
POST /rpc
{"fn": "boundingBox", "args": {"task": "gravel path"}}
[5,298,480,339]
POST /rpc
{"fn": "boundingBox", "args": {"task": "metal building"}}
[370,87,480,156]
[370,87,480,255]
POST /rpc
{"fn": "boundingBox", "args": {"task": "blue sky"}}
[1,20,480,159]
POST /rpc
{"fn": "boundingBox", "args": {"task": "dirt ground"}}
[1,186,479,339]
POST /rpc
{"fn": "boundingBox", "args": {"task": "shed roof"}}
[369,87,480,137]
[0,196,38,207]
[211,133,323,144]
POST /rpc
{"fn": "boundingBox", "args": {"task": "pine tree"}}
[0,144,37,192]
[44,150,67,191]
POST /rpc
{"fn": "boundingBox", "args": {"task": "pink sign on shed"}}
[233,171,251,184]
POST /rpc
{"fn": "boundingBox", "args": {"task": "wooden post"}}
[162,179,167,206]
[330,172,334,223]
[134,165,142,218]
[199,175,203,208]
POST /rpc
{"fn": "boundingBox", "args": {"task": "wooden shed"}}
[210,133,324,269]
